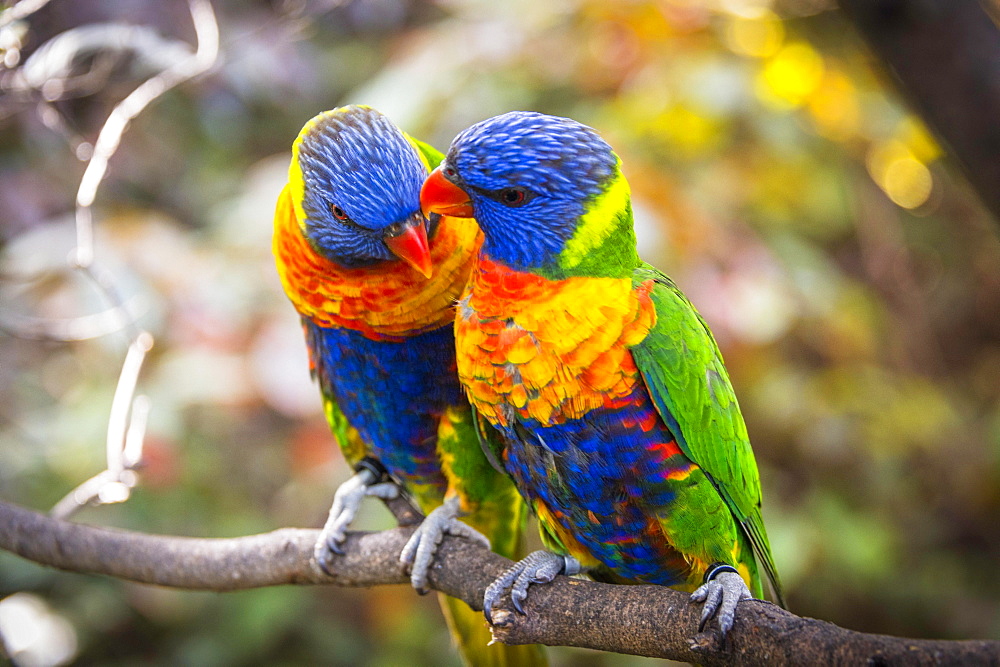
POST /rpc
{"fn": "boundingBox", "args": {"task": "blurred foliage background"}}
[1,0,999,665]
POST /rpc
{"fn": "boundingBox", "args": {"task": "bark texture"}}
[2,499,998,664]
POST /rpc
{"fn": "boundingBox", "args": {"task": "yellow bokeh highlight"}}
[896,116,943,164]
[866,140,934,209]
[807,69,860,141]
[651,104,725,155]
[724,11,784,58]
[756,42,825,109]
[882,158,933,209]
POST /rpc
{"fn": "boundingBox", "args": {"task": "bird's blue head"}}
[421,111,636,278]
[289,105,434,276]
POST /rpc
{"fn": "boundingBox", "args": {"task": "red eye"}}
[331,205,349,221]
[443,167,457,178]
[500,188,526,206]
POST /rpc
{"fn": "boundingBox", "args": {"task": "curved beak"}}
[421,166,474,219]
[383,213,433,279]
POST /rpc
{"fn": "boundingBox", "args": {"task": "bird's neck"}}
[480,168,639,282]
[463,252,633,320]
[274,193,480,340]
[556,169,639,280]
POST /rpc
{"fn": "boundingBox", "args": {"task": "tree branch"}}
[1,498,997,664]
[835,0,1000,223]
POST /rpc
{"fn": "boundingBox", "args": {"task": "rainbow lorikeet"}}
[273,105,544,666]
[420,111,786,636]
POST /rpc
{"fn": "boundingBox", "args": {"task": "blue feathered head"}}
[289,105,433,275]
[421,111,632,276]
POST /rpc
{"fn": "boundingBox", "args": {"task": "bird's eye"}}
[331,205,350,222]
[443,166,457,178]
[499,188,529,207]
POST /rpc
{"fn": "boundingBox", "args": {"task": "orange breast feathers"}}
[273,185,481,340]
[456,256,657,426]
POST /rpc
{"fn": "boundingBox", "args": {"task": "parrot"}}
[272,105,545,666]
[420,110,786,637]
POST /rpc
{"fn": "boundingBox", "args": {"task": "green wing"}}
[630,263,785,606]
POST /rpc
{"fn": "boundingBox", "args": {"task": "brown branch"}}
[835,0,1000,224]
[1,498,997,664]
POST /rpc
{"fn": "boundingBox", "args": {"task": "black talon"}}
[484,598,495,625]
[483,551,579,626]
[317,553,335,576]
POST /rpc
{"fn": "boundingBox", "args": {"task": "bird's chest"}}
[454,271,655,428]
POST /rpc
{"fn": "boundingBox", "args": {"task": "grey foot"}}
[690,568,752,636]
[399,496,490,594]
[484,550,581,624]
[314,469,399,574]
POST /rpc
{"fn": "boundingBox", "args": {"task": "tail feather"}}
[435,407,547,665]
[439,594,547,667]
[741,516,787,609]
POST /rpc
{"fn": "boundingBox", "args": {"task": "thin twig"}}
[49,332,153,519]
[104,332,152,476]
[0,299,140,341]
[0,0,53,30]
[46,0,220,518]
[73,0,219,264]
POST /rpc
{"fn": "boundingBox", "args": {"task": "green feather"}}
[541,167,638,281]
[505,149,785,604]
[557,163,637,279]
[630,264,786,606]
[404,133,444,172]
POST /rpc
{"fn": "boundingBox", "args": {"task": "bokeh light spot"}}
[724,11,784,58]
[654,104,724,155]
[807,69,860,140]
[756,41,825,109]
[867,140,934,209]
[882,156,933,209]
[897,116,943,164]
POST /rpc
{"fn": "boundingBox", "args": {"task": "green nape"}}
[542,166,639,281]
[405,133,445,172]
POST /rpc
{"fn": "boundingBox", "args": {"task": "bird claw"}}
[690,570,751,637]
[483,550,580,625]
[399,496,490,592]
[313,469,400,574]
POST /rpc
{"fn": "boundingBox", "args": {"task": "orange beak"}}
[384,216,433,278]
[421,166,474,218]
